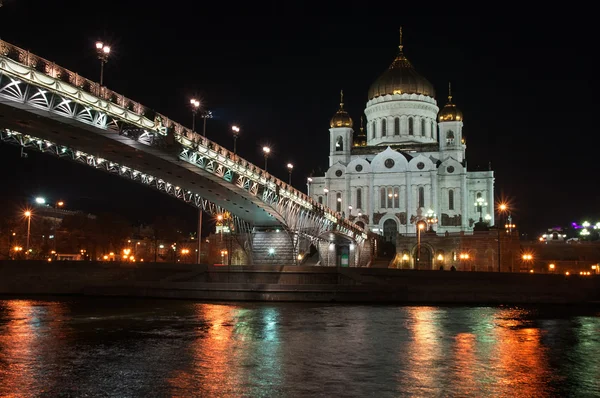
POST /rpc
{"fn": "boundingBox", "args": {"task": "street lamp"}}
[190,99,200,133]
[416,220,426,269]
[95,41,111,86]
[323,188,329,207]
[24,210,31,254]
[307,177,313,196]
[425,209,438,232]
[57,201,64,208]
[522,253,533,272]
[201,110,213,137]
[287,163,293,185]
[35,197,45,205]
[262,146,270,171]
[232,125,240,155]
[475,196,488,222]
[497,203,509,272]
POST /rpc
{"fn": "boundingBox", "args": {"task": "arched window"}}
[336,192,341,212]
[418,187,424,208]
[408,117,414,135]
[318,196,323,205]
[381,119,387,136]
[448,189,454,210]
[446,130,455,145]
[421,119,426,136]
[394,118,400,135]
[356,188,362,209]
[432,121,436,140]
[372,121,376,139]
[393,187,400,208]
[336,136,343,151]
[380,188,386,208]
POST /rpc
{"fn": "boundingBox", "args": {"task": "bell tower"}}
[329,90,353,167]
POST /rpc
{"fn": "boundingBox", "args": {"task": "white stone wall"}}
[364,93,439,146]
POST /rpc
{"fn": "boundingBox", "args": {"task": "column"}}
[461,175,468,230]
[368,173,374,228]
[346,173,351,216]
[487,177,494,226]
[405,173,412,234]
[431,172,439,227]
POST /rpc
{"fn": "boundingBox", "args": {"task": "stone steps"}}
[252,231,294,265]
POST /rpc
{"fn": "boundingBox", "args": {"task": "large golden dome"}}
[368,29,435,99]
[438,83,463,122]
[330,90,353,128]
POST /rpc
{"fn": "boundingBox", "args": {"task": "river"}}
[0,297,599,397]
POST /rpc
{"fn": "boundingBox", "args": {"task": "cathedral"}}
[309,31,495,248]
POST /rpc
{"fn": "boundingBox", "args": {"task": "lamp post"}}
[307,177,312,196]
[416,220,426,269]
[262,146,270,171]
[190,99,200,132]
[323,188,329,207]
[24,210,31,254]
[522,253,534,272]
[287,163,293,185]
[232,125,240,155]
[475,196,488,222]
[201,110,213,137]
[425,209,438,232]
[497,203,508,272]
[95,41,111,86]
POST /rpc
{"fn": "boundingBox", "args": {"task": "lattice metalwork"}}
[0,128,252,237]
[0,42,369,245]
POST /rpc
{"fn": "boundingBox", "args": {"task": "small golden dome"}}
[330,90,353,128]
[438,83,463,122]
[368,28,435,99]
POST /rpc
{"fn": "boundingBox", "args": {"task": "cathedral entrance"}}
[415,246,432,270]
[383,219,398,243]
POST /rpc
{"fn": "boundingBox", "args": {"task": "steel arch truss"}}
[0,128,252,236]
[0,53,368,244]
[178,145,367,244]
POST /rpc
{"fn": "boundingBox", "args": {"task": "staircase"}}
[252,231,295,265]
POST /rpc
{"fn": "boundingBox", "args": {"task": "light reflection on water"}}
[0,298,599,397]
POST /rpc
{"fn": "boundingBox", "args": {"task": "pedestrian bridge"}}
[0,39,374,266]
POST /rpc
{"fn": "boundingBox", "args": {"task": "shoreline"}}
[1,260,599,305]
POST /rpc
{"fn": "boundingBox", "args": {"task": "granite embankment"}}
[1,261,599,304]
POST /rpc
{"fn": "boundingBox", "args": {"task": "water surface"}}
[0,297,599,397]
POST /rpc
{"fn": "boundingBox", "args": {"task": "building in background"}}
[309,31,498,270]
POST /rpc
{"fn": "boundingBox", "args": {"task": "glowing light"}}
[268,248,275,255]
[549,263,555,270]
[24,211,31,217]
[35,197,45,204]
[262,146,271,154]
[287,163,293,170]
[350,244,355,250]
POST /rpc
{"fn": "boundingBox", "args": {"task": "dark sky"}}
[1,2,598,236]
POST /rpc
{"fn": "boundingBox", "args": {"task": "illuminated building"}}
[309,30,495,241]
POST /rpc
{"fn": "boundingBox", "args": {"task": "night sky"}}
[1,2,598,237]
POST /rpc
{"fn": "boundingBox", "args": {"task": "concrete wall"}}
[1,260,599,304]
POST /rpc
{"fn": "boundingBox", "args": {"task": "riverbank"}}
[1,260,599,304]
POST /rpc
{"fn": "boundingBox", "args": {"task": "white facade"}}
[308,41,494,241]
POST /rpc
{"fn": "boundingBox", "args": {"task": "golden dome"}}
[368,28,435,99]
[438,83,463,122]
[330,90,353,128]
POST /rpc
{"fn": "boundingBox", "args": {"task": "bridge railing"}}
[0,39,366,237]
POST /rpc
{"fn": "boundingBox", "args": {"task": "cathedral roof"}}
[368,28,435,100]
[330,90,353,128]
[438,83,463,122]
